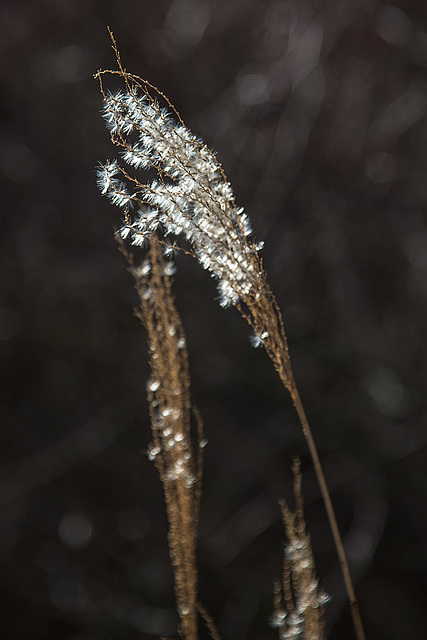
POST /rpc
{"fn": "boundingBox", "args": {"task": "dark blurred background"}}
[1,0,427,638]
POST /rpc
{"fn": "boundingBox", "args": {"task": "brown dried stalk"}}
[120,235,205,640]
[237,267,366,640]
[273,458,328,640]
[98,32,365,640]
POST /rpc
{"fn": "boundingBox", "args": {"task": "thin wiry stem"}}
[289,388,366,640]
[197,602,221,640]
[242,279,366,640]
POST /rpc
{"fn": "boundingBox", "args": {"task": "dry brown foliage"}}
[100,32,365,640]
[273,458,328,640]
[119,235,207,640]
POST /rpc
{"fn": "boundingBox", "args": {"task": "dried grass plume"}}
[97,30,366,640]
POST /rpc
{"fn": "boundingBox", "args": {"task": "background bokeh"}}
[1,0,427,638]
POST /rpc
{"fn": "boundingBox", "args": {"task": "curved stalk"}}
[289,382,366,640]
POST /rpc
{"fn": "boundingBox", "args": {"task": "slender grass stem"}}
[289,382,366,640]
[244,281,367,640]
